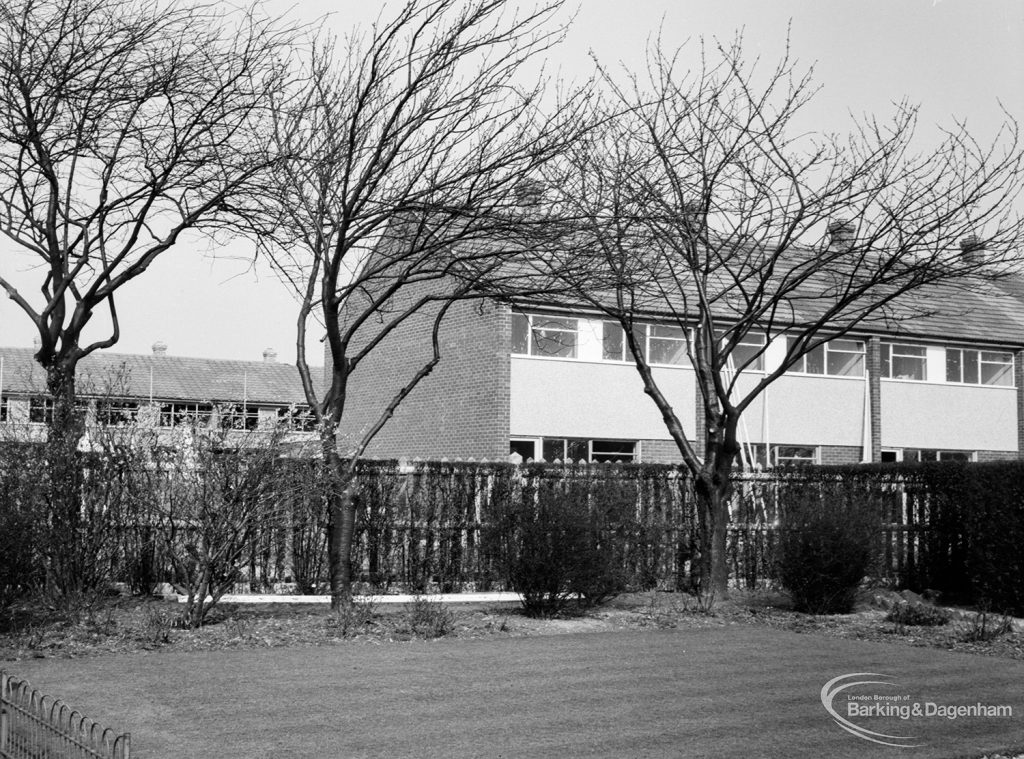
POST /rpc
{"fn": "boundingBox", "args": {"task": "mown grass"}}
[6,625,1024,758]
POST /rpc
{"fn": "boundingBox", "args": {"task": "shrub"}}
[885,601,950,627]
[487,471,626,617]
[775,483,881,614]
[401,596,455,639]
[326,597,378,638]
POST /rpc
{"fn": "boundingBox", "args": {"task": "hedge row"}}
[3,448,1023,614]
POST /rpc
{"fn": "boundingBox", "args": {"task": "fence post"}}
[0,671,8,754]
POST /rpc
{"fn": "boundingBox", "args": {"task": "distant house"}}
[0,343,319,446]
[334,240,1024,466]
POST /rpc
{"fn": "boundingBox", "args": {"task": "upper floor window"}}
[946,348,1014,387]
[601,322,630,362]
[722,332,766,372]
[647,324,689,366]
[788,338,865,377]
[881,343,926,381]
[512,313,578,358]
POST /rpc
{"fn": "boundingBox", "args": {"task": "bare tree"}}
[547,37,1024,597]
[257,0,590,606]
[0,0,292,452]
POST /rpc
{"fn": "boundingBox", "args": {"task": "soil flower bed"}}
[2,588,1022,663]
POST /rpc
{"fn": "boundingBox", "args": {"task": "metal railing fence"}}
[0,672,129,759]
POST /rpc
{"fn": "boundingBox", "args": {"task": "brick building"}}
[333,243,1024,467]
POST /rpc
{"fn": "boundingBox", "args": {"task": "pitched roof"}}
[0,347,320,405]
[504,243,1024,348]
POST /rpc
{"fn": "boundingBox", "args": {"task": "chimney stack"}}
[512,178,545,210]
[262,348,277,363]
[960,235,985,266]
[152,340,168,356]
[827,219,856,250]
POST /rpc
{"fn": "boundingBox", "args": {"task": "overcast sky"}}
[1,0,1021,364]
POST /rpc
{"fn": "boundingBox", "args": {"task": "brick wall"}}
[333,284,510,460]
[866,336,882,462]
[639,438,685,463]
[1017,348,1024,460]
[976,450,1019,463]
[818,445,864,465]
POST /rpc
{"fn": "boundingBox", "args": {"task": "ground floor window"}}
[0,395,7,423]
[159,402,214,428]
[881,448,975,463]
[96,400,140,426]
[772,445,818,467]
[509,438,637,463]
[218,403,260,431]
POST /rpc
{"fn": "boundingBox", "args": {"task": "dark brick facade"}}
[333,289,510,461]
[1017,348,1024,460]
[819,445,864,465]
[866,336,882,463]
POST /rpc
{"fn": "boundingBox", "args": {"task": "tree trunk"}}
[43,360,87,597]
[322,433,357,609]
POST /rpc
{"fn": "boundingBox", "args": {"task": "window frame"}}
[771,445,818,467]
[0,395,7,424]
[880,342,928,381]
[96,400,140,426]
[218,403,260,431]
[945,346,1014,387]
[159,401,214,428]
[720,332,766,372]
[787,337,866,378]
[511,313,579,359]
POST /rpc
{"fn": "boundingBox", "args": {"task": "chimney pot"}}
[152,340,168,356]
[960,235,985,265]
[828,219,856,249]
[512,178,545,209]
[262,348,277,363]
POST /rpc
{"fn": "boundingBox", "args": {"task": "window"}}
[901,450,970,460]
[788,338,865,377]
[772,445,818,466]
[0,395,7,423]
[219,403,259,431]
[721,332,766,371]
[946,348,1013,387]
[512,313,578,358]
[605,322,688,366]
[159,402,213,428]
[590,439,636,463]
[602,322,625,361]
[96,401,139,426]
[510,438,637,463]
[602,322,628,361]
[278,405,317,432]
[542,437,588,462]
[509,439,538,461]
[881,343,927,381]
[29,397,53,424]
[647,324,688,366]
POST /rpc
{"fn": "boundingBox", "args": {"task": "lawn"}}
[6,625,1023,759]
